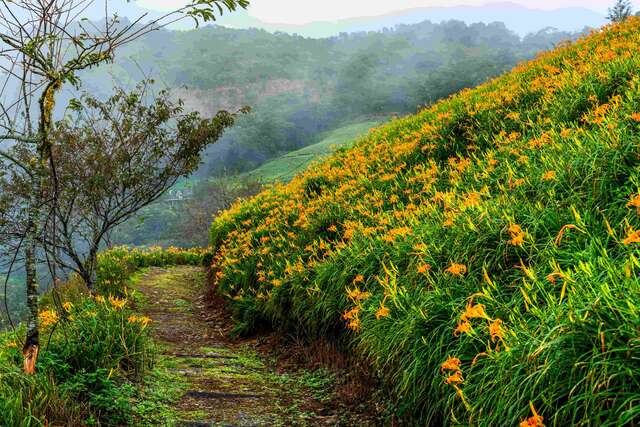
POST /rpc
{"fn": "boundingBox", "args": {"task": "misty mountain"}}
[215,2,606,37]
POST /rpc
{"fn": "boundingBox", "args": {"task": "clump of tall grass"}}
[208,19,640,425]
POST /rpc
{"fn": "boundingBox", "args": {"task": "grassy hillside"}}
[243,121,381,183]
[209,19,640,426]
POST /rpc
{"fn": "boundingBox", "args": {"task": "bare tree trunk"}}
[82,249,99,292]
[22,190,40,374]
[23,81,61,374]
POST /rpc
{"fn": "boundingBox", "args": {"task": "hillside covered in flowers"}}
[209,18,640,425]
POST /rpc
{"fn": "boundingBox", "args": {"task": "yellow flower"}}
[542,170,556,181]
[375,303,390,320]
[108,295,127,310]
[353,274,364,284]
[342,306,360,320]
[62,302,73,313]
[627,193,640,211]
[128,315,151,329]
[508,224,527,247]
[631,112,640,122]
[95,295,106,304]
[39,309,59,328]
[138,316,151,328]
[446,263,467,277]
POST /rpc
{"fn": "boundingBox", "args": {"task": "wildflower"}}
[327,224,338,233]
[353,274,364,284]
[445,371,464,385]
[375,303,390,320]
[39,309,59,328]
[508,224,527,247]
[346,287,370,302]
[623,228,640,245]
[95,295,106,304]
[542,170,556,181]
[417,264,431,274]
[520,403,544,427]
[342,306,360,320]
[461,302,489,321]
[454,320,473,336]
[627,193,640,212]
[441,356,461,372]
[446,263,467,277]
[347,318,361,331]
[631,112,640,122]
[108,295,127,310]
[62,302,73,313]
[129,315,151,329]
[489,319,505,341]
[128,315,150,328]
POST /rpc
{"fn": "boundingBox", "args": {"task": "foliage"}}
[0,295,151,425]
[208,19,640,425]
[0,245,204,425]
[243,121,381,183]
[112,177,263,248]
[97,246,209,295]
[87,21,587,179]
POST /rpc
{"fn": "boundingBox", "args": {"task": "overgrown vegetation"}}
[89,20,587,178]
[209,19,640,425]
[0,246,206,425]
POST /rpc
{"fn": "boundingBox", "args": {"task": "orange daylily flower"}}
[375,303,390,320]
[489,319,505,341]
[520,403,545,427]
[461,302,489,321]
[454,320,473,336]
[623,228,640,245]
[445,370,464,385]
[441,356,461,372]
[446,263,467,277]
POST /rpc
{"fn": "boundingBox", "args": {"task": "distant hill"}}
[216,2,606,37]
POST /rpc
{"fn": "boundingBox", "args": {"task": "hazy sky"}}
[134,0,636,23]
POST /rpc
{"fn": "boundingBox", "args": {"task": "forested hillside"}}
[106,19,586,250]
[208,18,640,426]
[83,20,585,177]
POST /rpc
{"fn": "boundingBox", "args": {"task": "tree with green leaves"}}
[46,83,245,290]
[0,0,248,374]
[608,0,633,22]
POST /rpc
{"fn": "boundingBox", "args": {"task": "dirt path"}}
[132,266,374,426]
